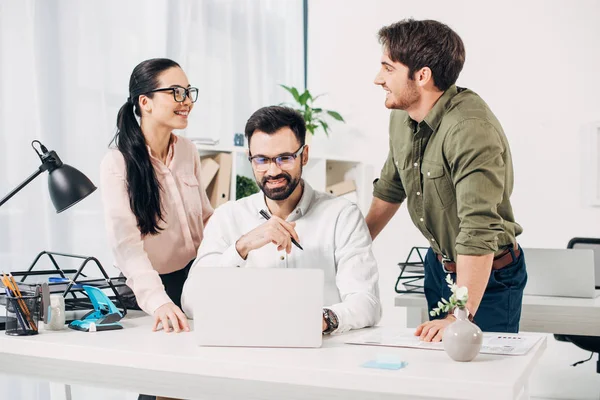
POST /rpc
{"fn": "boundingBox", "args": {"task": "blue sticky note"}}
[361,360,408,370]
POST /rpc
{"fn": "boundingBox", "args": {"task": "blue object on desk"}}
[48,277,83,289]
[68,286,123,332]
[361,354,408,370]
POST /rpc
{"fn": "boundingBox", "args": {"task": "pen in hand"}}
[259,209,303,250]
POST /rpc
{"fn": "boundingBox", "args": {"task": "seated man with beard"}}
[181,106,381,334]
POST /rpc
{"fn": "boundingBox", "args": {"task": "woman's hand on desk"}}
[152,302,190,333]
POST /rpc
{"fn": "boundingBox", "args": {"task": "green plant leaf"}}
[326,110,345,122]
[299,90,310,106]
[319,120,330,136]
[306,124,317,135]
[279,84,301,103]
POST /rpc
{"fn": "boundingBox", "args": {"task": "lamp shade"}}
[47,164,97,213]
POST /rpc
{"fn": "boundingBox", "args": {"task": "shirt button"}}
[413,162,418,167]
[396,161,399,167]
[420,218,424,222]
[280,255,285,260]
[296,209,300,214]
[427,172,431,176]
[431,238,436,242]
[416,192,421,196]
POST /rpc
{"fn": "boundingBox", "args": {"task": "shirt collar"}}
[146,133,178,172]
[253,180,315,221]
[422,85,459,133]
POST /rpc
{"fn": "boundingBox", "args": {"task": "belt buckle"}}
[441,255,453,274]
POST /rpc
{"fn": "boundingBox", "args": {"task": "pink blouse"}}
[100,135,213,314]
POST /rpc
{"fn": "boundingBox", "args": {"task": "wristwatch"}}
[322,308,339,334]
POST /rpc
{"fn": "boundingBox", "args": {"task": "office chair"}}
[554,238,600,373]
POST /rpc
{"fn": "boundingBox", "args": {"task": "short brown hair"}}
[378,19,465,91]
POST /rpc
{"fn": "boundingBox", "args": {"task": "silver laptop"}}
[193,268,324,347]
[569,242,600,288]
[523,248,597,298]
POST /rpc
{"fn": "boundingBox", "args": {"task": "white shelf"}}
[195,142,373,213]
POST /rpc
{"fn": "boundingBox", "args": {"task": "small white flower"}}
[445,274,453,285]
[455,286,469,302]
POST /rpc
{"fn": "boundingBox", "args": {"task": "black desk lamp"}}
[0,140,97,211]
[0,140,97,328]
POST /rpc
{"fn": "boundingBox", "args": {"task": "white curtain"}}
[0,0,303,398]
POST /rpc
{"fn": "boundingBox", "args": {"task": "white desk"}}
[0,314,546,400]
[395,291,600,335]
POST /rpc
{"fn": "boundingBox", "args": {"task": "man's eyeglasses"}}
[145,86,199,103]
[248,145,305,172]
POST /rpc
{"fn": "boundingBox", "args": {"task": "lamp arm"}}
[0,167,44,208]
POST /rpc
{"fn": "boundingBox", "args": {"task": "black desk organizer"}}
[1,251,128,329]
[394,246,429,294]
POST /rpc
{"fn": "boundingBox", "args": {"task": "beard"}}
[258,171,302,201]
[386,79,420,110]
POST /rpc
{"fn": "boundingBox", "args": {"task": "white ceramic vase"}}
[442,308,483,362]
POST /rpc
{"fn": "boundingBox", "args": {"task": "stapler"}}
[68,285,123,332]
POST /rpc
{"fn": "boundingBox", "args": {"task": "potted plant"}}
[430,274,483,362]
[236,175,259,200]
[279,84,345,144]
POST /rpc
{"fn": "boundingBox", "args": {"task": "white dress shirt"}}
[181,181,381,334]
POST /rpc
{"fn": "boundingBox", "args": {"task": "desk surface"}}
[0,314,546,400]
[395,291,600,336]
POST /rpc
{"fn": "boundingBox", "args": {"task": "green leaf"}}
[279,84,301,103]
[299,91,310,106]
[429,311,436,317]
[319,120,329,136]
[441,298,449,304]
[326,110,345,122]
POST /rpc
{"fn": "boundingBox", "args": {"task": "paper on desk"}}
[346,330,543,356]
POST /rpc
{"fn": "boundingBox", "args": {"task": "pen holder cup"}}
[5,293,40,336]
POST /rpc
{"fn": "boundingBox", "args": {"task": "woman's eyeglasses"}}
[145,86,199,103]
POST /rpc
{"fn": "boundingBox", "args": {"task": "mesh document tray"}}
[395,246,429,294]
[0,251,128,317]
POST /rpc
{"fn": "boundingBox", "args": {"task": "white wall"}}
[308,0,600,326]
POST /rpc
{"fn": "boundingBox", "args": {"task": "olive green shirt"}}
[373,85,522,261]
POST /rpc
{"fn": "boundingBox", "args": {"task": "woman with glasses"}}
[100,58,213,336]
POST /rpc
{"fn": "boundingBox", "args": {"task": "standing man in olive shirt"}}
[366,19,527,341]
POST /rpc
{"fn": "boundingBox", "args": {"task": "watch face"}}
[323,309,338,333]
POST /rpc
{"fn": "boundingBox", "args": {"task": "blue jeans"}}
[423,246,527,332]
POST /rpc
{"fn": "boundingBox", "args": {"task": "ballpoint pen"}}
[259,209,303,250]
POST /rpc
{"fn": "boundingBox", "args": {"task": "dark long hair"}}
[111,58,180,236]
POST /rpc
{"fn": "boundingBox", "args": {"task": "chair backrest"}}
[568,238,600,289]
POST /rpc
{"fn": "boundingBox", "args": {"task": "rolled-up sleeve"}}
[100,152,171,315]
[444,119,506,256]
[328,204,382,333]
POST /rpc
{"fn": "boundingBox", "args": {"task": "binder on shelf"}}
[326,180,356,196]
[203,152,232,208]
[200,158,220,189]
